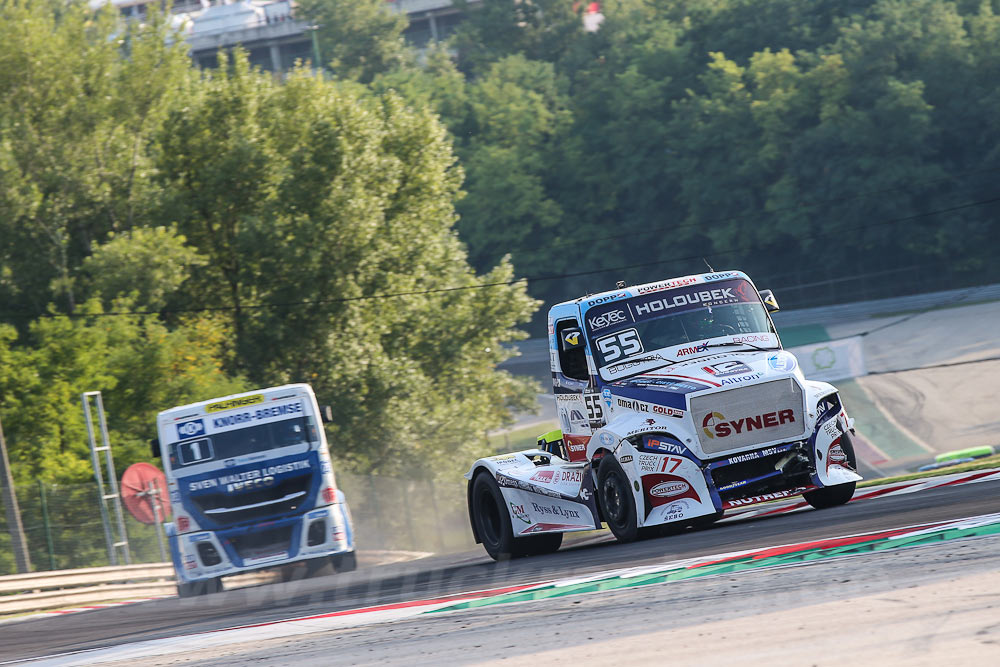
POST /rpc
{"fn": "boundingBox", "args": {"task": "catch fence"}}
[0,472,474,576]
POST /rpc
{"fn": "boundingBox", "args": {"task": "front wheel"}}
[331,550,357,573]
[176,576,222,598]
[471,472,518,560]
[804,431,858,509]
[597,456,639,543]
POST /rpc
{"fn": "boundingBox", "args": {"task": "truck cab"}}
[155,384,355,596]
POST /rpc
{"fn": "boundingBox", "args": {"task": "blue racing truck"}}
[153,384,356,596]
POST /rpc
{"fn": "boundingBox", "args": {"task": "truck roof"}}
[556,269,750,311]
[156,383,314,421]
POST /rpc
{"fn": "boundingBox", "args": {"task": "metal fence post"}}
[82,391,131,565]
[38,480,56,571]
[0,415,31,573]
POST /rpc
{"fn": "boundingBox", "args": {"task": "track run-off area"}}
[3,470,1000,665]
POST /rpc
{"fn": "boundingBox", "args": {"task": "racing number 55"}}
[596,328,643,363]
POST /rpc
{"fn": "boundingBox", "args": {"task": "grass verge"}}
[858,454,1000,488]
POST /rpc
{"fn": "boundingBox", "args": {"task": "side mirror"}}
[560,327,584,351]
[758,289,779,313]
[150,438,161,459]
[320,405,334,424]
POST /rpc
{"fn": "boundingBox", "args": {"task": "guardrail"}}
[0,563,273,616]
[0,550,430,617]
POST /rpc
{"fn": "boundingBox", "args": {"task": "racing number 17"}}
[659,456,683,473]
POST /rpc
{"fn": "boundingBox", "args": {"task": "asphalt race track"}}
[3,478,1000,663]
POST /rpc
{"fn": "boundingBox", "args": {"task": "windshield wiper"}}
[704,340,780,352]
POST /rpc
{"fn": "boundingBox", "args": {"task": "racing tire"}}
[597,456,639,543]
[471,472,519,560]
[803,431,858,509]
[517,532,563,557]
[176,576,223,598]
[331,550,357,573]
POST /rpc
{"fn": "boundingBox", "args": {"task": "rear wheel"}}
[804,431,858,509]
[597,456,639,543]
[176,576,222,598]
[472,472,518,560]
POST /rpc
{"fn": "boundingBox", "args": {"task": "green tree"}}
[0,0,190,319]
[80,226,207,312]
[154,55,539,476]
[295,0,410,82]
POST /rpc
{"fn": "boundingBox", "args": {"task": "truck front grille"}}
[690,378,805,455]
[191,473,312,526]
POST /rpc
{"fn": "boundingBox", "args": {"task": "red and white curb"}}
[15,511,1000,667]
[720,467,1000,522]
[7,584,545,666]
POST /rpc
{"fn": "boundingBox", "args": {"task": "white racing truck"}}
[466,271,861,560]
[153,384,356,595]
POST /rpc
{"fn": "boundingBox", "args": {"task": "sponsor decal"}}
[210,402,304,429]
[724,446,785,465]
[822,420,841,440]
[702,360,753,377]
[644,438,687,455]
[826,442,849,474]
[702,272,740,281]
[510,503,530,524]
[186,460,311,494]
[767,353,797,372]
[719,373,762,386]
[599,432,615,446]
[170,490,181,503]
[588,309,628,331]
[530,501,582,520]
[490,454,520,467]
[563,330,581,347]
[635,277,699,294]
[628,279,758,324]
[650,480,690,498]
[641,473,701,516]
[619,455,634,464]
[188,533,212,543]
[724,487,812,507]
[205,394,264,414]
[586,292,629,307]
[224,459,236,468]
[732,334,773,344]
[568,443,586,452]
[676,342,709,357]
[634,289,735,317]
[639,454,661,472]
[602,387,613,407]
[662,500,689,522]
[579,488,592,501]
[559,469,584,483]
[718,479,750,492]
[184,556,197,570]
[614,398,684,418]
[496,472,562,499]
[640,454,685,473]
[307,509,328,519]
[176,516,190,531]
[701,410,796,439]
[530,470,555,483]
[176,419,205,439]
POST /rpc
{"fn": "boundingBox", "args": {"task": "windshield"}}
[584,278,776,379]
[169,415,317,469]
